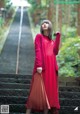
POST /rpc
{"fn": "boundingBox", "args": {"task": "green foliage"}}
[27,0,40,8]
[5,0,12,9]
[59,64,75,77]
[27,0,35,4]
[58,36,80,77]
[62,25,77,39]
[27,0,41,14]
[41,0,47,7]
[0,17,4,27]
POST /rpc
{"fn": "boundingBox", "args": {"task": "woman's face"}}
[41,22,49,31]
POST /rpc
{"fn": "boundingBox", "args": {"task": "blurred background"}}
[0,0,80,77]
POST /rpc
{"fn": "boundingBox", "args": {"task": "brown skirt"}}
[26,73,50,111]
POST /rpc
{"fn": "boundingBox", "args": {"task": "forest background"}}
[27,0,80,77]
[0,0,80,77]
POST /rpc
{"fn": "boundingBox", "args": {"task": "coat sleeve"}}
[53,32,61,55]
[34,34,42,68]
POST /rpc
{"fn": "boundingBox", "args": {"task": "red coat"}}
[33,33,61,109]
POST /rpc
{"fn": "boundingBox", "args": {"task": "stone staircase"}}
[0,74,80,114]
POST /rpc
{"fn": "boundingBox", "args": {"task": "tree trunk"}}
[58,5,62,32]
[47,0,54,22]
[36,0,41,5]
[77,4,80,36]
[0,0,5,8]
[55,4,59,31]
[65,5,71,26]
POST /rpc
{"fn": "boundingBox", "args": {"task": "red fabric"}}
[26,33,61,110]
[26,73,50,111]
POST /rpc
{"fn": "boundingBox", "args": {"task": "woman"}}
[26,20,61,114]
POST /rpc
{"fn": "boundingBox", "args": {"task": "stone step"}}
[0,104,80,114]
[0,82,80,92]
[59,86,80,92]
[0,82,30,89]
[59,76,78,82]
[0,74,32,79]
[0,74,80,86]
[59,106,80,114]
[0,96,27,104]
[0,96,80,106]
[60,98,80,106]
[7,104,26,113]
[63,81,80,86]
[0,89,80,98]
[0,78,31,84]
[0,74,78,82]
[0,89,29,97]
[58,76,79,86]
[59,91,80,99]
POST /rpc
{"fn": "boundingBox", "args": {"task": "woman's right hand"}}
[54,31,60,36]
[37,67,42,74]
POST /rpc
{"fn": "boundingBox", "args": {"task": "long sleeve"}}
[34,34,42,67]
[53,32,61,55]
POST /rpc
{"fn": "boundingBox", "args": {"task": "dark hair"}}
[40,20,53,40]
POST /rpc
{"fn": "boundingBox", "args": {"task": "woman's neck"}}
[43,30,49,36]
